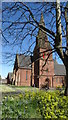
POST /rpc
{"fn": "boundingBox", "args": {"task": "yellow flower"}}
[43,106,45,110]
[25,106,27,109]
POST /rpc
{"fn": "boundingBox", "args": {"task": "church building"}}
[12,13,66,88]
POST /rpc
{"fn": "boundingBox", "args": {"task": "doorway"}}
[45,78,51,88]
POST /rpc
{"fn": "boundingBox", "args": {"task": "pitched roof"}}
[54,60,66,75]
[17,54,32,69]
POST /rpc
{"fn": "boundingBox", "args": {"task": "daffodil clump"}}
[36,91,68,119]
[2,90,68,119]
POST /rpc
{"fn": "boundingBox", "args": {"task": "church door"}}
[45,78,51,88]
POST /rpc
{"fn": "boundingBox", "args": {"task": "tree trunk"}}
[64,2,68,96]
[64,67,68,96]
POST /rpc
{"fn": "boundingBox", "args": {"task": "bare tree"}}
[2,1,68,95]
[64,2,68,95]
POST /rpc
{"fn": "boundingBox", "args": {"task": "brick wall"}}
[16,68,31,86]
[39,48,54,88]
[53,75,66,87]
[39,76,53,88]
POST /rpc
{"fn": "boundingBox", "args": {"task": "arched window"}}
[26,71,28,80]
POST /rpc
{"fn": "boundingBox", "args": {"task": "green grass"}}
[0,84,16,93]
[0,84,39,93]
[11,85,33,88]
[10,85,39,91]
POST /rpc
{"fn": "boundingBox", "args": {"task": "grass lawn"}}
[0,84,39,93]
[0,84,16,93]
[10,84,39,92]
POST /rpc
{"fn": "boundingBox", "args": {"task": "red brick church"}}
[9,13,66,88]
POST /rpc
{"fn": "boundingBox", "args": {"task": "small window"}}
[26,71,28,80]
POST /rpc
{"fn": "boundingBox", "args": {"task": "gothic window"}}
[26,71,27,80]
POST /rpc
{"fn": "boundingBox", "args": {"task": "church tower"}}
[33,13,54,88]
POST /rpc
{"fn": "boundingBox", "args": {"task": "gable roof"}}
[17,54,32,69]
[54,60,66,76]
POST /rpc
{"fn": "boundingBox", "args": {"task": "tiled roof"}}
[18,54,32,69]
[54,60,66,75]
